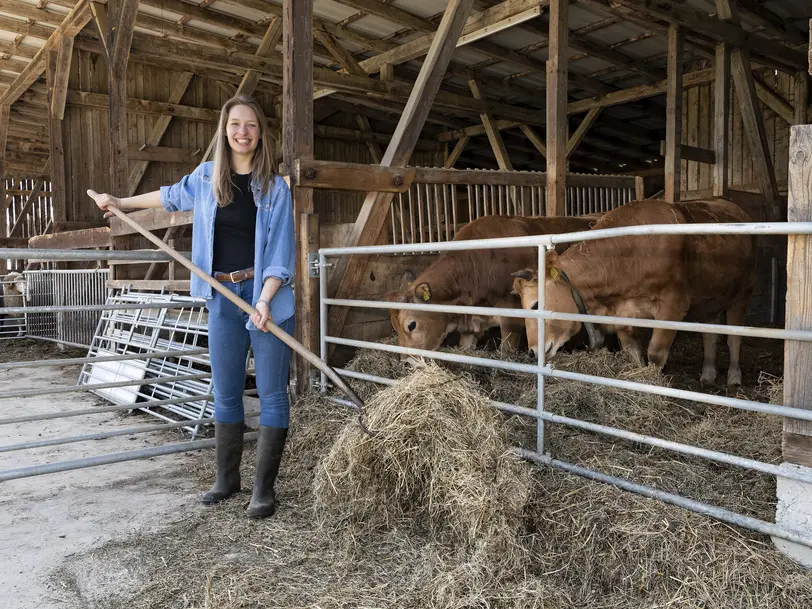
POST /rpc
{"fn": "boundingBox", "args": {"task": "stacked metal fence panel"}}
[11,269,109,346]
[77,291,219,434]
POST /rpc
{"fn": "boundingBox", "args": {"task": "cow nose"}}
[528,348,536,359]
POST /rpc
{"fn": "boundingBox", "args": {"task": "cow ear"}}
[511,277,526,295]
[511,269,534,281]
[414,282,431,302]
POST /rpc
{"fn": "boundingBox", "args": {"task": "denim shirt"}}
[159,161,295,329]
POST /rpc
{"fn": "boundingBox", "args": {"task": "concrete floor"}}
[0,350,206,608]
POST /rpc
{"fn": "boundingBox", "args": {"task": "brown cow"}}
[511,198,755,385]
[384,214,602,353]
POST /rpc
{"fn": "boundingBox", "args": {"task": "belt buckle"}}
[229,270,239,283]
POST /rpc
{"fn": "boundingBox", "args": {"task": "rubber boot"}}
[201,421,245,505]
[246,426,288,519]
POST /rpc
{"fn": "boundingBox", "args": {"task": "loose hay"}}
[314,361,531,557]
[55,334,812,609]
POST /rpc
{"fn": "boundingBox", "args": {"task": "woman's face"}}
[226,105,260,156]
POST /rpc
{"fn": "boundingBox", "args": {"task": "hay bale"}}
[313,361,531,557]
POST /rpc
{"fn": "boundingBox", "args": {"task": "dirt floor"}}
[2,333,810,608]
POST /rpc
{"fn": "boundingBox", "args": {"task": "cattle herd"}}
[385,197,755,387]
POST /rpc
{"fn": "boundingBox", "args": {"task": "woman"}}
[88,95,295,519]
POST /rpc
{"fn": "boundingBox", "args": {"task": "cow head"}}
[2,272,27,301]
[510,253,586,360]
[384,271,458,352]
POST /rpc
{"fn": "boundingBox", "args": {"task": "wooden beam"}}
[89,1,110,58]
[127,72,194,196]
[28,226,111,250]
[50,34,73,121]
[716,0,780,216]
[327,0,475,348]
[47,44,65,222]
[128,146,203,164]
[237,17,283,97]
[714,42,730,198]
[469,78,513,170]
[520,124,546,158]
[755,77,796,124]
[784,124,812,467]
[0,0,91,106]
[9,180,45,237]
[66,89,219,122]
[0,237,28,248]
[566,107,601,159]
[110,208,193,236]
[660,141,715,165]
[294,160,415,193]
[0,105,7,240]
[284,0,317,393]
[664,24,683,204]
[107,0,139,197]
[444,136,469,168]
[794,72,809,127]
[546,0,567,216]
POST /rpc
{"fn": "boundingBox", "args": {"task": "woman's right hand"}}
[87,189,122,218]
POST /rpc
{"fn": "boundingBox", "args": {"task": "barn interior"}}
[1,1,812,607]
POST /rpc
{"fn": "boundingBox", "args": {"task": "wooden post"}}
[546,0,568,217]
[713,42,730,198]
[784,125,812,468]
[634,176,645,200]
[46,44,67,223]
[774,124,812,568]
[283,0,316,394]
[795,72,809,127]
[664,24,683,203]
[106,0,139,198]
[326,0,475,350]
[0,105,8,242]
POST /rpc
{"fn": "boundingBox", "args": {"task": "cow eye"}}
[531,302,538,310]
[407,321,417,332]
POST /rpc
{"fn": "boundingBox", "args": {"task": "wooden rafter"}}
[327,0,476,347]
[469,78,513,170]
[444,136,470,168]
[566,107,602,159]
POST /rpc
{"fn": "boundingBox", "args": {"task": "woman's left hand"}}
[252,300,270,332]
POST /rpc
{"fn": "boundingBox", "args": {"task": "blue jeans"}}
[206,277,295,428]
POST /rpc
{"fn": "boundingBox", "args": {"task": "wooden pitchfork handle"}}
[106,206,372,433]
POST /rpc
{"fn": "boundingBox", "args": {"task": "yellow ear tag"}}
[549,267,560,281]
[422,290,430,301]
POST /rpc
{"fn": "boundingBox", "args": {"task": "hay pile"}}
[314,361,531,553]
[55,335,812,609]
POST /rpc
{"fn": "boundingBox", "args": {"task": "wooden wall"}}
[680,61,798,193]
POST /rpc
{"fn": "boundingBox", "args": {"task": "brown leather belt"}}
[213,267,255,283]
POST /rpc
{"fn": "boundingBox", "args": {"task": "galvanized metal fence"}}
[318,220,812,550]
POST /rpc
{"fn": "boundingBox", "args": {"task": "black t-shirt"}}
[211,173,257,273]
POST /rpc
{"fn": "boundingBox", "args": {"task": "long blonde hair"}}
[211,95,277,207]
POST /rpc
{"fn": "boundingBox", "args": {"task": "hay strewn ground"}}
[52,333,812,609]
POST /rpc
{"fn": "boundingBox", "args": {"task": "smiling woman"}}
[85,95,296,521]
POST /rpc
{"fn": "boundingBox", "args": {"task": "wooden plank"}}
[664,24,683,203]
[714,42,731,198]
[109,208,193,236]
[546,0,567,216]
[127,72,194,196]
[107,279,191,291]
[468,78,513,170]
[50,34,74,121]
[65,90,220,122]
[784,125,812,467]
[444,136,469,168]
[128,146,203,163]
[0,237,28,248]
[566,107,602,159]
[28,226,110,249]
[755,78,796,125]
[294,159,415,193]
[9,179,44,237]
[659,142,716,165]
[327,0,475,347]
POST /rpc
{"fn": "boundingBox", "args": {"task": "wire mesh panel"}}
[78,290,216,432]
[24,269,109,347]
